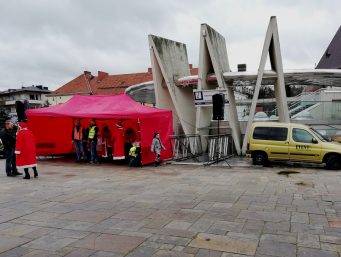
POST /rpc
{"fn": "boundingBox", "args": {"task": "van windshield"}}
[310,128,329,142]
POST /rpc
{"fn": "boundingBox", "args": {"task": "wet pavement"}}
[0,157,340,256]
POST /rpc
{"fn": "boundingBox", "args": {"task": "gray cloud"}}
[0,0,340,90]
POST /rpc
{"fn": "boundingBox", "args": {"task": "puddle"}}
[63,174,76,177]
[41,172,61,175]
[295,181,314,188]
[156,172,177,176]
[277,170,300,177]
[296,182,306,186]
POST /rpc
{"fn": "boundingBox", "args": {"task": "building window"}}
[30,95,35,100]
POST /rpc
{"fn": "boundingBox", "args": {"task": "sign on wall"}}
[193,90,229,106]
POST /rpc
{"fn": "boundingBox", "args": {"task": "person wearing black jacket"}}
[0,120,22,176]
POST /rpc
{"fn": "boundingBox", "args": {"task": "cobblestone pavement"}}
[0,158,340,257]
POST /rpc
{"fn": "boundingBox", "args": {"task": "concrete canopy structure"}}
[149,16,341,156]
[148,35,196,135]
[196,24,241,154]
[241,16,289,154]
[177,69,341,87]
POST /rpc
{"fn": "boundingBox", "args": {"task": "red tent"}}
[26,94,173,165]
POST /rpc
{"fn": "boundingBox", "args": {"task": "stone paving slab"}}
[23,234,79,251]
[297,247,339,257]
[0,235,30,254]
[63,248,96,257]
[0,158,341,256]
[0,246,31,257]
[0,224,40,237]
[238,210,290,222]
[189,233,258,255]
[71,233,145,254]
[58,210,115,223]
[256,239,296,257]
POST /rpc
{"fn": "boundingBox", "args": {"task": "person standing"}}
[0,120,22,176]
[151,132,166,167]
[82,124,89,160]
[72,119,86,162]
[88,120,99,164]
[101,124,113,158]
[128,142,139,167]
[15,122,38,179]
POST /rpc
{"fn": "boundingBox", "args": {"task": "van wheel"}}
[252,152,267,166]
[326,155,341,170]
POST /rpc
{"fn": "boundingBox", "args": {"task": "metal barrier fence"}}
[207,134,235,161]
[170,135,203,161]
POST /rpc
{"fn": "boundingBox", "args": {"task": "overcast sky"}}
[0,0,340,91]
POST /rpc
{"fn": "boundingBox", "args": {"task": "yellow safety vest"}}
[129,146,137,157]
[88,126,97,139]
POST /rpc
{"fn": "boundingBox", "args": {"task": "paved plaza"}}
[0,158,340,257]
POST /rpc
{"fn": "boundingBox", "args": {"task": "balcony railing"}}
[2,100,44,105]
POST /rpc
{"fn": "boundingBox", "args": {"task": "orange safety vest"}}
[73,126,83,141]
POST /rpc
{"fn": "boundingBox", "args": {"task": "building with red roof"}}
[48,66,198,105]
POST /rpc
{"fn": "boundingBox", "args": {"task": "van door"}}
[289,128,322,162]
[252,126,289,160]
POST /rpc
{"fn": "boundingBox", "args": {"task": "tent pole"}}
[137,118,141,142]
[137,118,142,167]
[72,117,75,151]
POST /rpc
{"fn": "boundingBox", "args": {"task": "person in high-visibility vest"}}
[72,119,86,162]
[129,143,137,167]
[88,120,99,164]
[129,142,140,167]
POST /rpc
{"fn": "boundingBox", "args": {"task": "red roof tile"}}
[53,67,198,96]
[53,74,90,95]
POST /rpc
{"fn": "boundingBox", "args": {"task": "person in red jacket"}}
[15,121,38,179]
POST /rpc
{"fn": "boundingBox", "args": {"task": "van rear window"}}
[253,127,288,141]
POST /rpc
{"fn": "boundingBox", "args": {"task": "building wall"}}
[304,89,341,120]
[46,95,73,105]
[0,89,51,116]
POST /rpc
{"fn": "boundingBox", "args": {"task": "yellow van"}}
[246,122,341,169]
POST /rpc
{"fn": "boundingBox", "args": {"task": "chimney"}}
[83,71,93,94]
[84,70,92,79]
[97,71,109,82]
[237,64,247,72]
[147,68,152,74]
[189,64,193,69]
